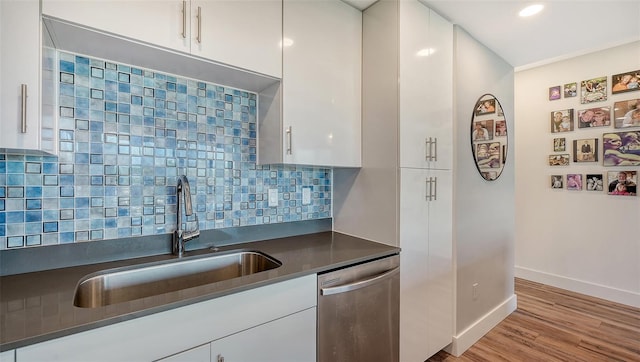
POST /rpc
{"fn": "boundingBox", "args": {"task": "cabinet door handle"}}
[21,84,27,133]
[196,6,202,43]
[425,178,430,201]
[286,126,292,155]
[425,137,431,161]
[181,0,187,39]
[433,137,438,162]
[432,176,437,201]
[426,177,437,201]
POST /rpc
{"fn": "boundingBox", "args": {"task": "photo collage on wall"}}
[547,69,640,196]
[472,97,507,180]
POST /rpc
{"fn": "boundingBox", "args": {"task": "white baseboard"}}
[515,266,640,308]
[444,294,517,357]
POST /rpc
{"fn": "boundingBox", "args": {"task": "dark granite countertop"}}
[0,231,399,351]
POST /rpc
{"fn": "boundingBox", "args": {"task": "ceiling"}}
[344,0,640,70]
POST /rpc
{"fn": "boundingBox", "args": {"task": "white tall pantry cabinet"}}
[333,0,453,360]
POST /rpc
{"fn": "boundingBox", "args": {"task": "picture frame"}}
[553,137,566,152]
[613,99,640,128]
[475,97,496,116]
[603,131,640,166]
[611,70,640,94]
[551,109,574,133]
[548,154,570,166]
[607,171,637,196]
[586,174,604,191]
[566,174,582,190]
[472,120,494,141]
[577,106,611,128]
[475,142,501,169]
[495,120,507,137]
[563,82,577,98]
[580,76,607,104]
[549,85,561,100]
[572,138,598,162]
[551,175,563,189]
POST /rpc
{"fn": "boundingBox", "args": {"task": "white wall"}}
[449,26,516,355]
[514,41,640,308]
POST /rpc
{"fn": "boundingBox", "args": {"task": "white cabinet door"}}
[193,0,282,78]
[0,350,15,362]
[399,168,453,360]
[159,344,210,362]
[42,0,191,54]
[425,169,453,355]
[212,307,316,362]
[399,2,453,170]
[0,0,41,151]
[399,168,430,362]
[281,0,361,167]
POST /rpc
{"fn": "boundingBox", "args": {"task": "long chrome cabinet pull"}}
[425,137,432,161]
[425,177,437,201]
[21,84,27,133]
[286,126,292,155]
[196,6,202,43]
[433,137,438,162]
[181,1,187,38]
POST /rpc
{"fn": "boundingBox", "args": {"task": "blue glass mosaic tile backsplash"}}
[0,52,332,249]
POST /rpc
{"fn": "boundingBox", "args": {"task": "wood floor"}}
[428,278,640,362]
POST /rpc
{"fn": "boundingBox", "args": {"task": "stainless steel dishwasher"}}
[317,254,400,362]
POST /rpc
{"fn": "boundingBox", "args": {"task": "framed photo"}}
[548,154,570,166]
[564,82,577,98]
[551,175,563,189]
[580,76,607,104]
[572,138,598,162]
[481,171,498,181]
[551,109,574,133]
[577,107,611,128]
[603,131,640,166]
[553,137,566,152]
[586,174,604,191]
[495,120,507,137]
[549,85,561,100]
[611,70,640,94]
[475,98,496,116]
[613,99,640,128]
[607,171,637,196]
[566,174,582,190]
[472,120,494,141]
[475,142,501,169]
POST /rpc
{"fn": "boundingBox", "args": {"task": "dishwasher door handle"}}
[320,267,399,296]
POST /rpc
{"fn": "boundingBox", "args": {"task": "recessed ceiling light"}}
[519,4,544,17]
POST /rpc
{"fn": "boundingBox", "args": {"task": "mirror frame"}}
[470,94,507,181]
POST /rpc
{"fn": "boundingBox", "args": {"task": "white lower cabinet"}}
[16,275,317,362]
[399,168,453,360]
[161,307,316,362]
[211,307,316,362]
[0,350,15,362]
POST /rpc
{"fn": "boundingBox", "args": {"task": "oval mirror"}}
[471,94,507,181]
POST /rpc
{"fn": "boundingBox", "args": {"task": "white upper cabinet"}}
[193,0,282,77]
[41,0,282,78]
[0,0,44,152]
[278,0,362,167]
[399,3,453,170]
[41,0,191,53]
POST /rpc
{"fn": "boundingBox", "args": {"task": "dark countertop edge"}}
[0,231,400,351]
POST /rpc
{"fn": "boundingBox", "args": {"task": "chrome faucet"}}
[173,175,200,256]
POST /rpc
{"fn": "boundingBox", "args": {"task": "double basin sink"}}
[74,250,282,308]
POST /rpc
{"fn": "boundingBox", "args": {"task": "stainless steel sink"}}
[74,250,282,308]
